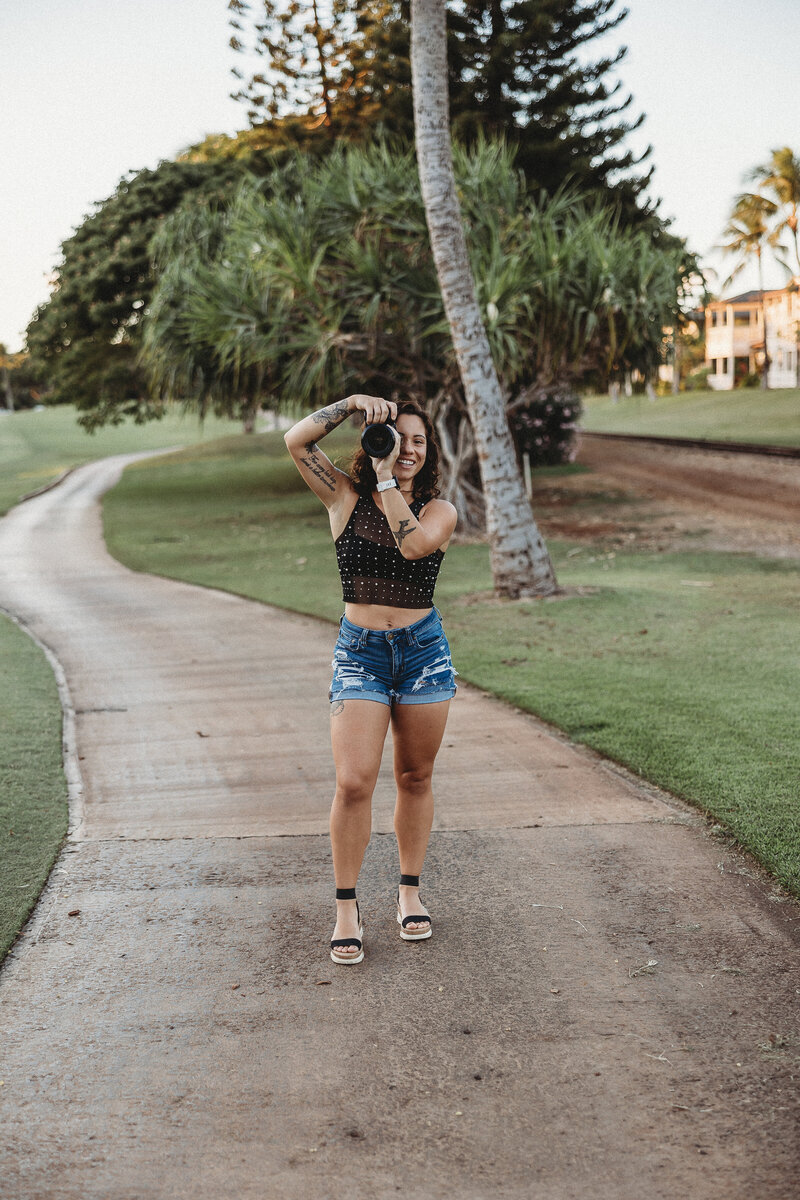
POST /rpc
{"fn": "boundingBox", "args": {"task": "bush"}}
[508,388,582,466]
[740,371,760,388]
[684,366,712,392]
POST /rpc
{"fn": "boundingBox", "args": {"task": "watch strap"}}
[376,476,398,492]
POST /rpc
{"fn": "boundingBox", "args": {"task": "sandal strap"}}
[400,914,430,928]
[399,874,420,887]
[331,937,362,949]
[335,886,357,900]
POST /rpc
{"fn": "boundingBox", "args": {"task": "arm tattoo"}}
[392,518,416,548]
[309,398,351,435]
[300,449,336,493]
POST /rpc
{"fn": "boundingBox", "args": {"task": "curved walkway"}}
[0,456,797,1199]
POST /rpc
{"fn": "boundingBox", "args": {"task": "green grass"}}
[104,430,800,897]
[580,387,800,446]
[0,612,68,962]
[0,404,244,516]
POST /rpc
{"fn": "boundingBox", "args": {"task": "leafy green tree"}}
[141,139,692,525]
[230,0,654,219]
[25,158,254,430]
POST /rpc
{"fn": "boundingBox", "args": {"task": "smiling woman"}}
[283,394,458,965]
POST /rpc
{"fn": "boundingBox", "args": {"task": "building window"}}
[711,311,718,327]
[734,311,750,325]
[721,357,729,374]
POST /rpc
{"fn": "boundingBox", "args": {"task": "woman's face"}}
[394,414,428,482]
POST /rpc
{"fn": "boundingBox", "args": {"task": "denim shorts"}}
[329,608,458,707]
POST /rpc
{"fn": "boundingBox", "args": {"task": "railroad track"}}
[578,430,800,460]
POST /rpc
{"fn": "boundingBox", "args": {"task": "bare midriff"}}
[344,602,433,631]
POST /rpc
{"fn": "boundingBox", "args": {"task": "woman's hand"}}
[350,394,398,425]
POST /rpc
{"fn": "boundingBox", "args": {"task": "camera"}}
[361,419,397,459]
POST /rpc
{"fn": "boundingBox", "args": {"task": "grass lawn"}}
[0,612,68,962]
[0,404,243,516]
[580,387,800,446]
[103,430,800,897]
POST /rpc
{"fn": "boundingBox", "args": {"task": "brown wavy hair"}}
[349,400,441,501]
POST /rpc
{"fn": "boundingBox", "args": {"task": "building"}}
[704,281,800,389]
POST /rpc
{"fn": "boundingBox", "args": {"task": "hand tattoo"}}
[310,398,350,434]
[392,518,416,548]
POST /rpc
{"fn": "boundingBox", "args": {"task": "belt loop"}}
[358,625,369,649]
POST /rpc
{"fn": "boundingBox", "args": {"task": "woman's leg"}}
[390,699,451,931]
[329,697,392,952]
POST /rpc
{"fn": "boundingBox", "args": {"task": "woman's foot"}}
[330,898,364,964]
[397,882,432,940]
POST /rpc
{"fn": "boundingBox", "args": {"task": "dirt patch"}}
[530,436,800,558]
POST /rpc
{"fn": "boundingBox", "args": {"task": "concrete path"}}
[0,456,797,1200]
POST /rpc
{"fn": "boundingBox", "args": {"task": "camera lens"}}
[361,422,396,459]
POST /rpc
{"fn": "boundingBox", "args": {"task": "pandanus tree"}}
[141,139,691,531]
[410,0,557,597]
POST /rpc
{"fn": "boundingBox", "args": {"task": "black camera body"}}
[361,420,397,459]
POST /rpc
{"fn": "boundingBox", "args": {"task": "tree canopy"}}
[25,157,261,429]
[228,0,655,222]
[139,139,693,523]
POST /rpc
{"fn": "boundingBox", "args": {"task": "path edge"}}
[0,603,85,841]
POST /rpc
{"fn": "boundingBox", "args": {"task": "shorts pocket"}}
[415,627,444,649]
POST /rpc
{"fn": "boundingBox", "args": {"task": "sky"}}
[1,0,799,351]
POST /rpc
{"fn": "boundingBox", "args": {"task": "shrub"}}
[508,388,582,466]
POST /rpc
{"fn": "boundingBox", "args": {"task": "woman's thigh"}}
[391,699,451,782]
[330,698,392,793]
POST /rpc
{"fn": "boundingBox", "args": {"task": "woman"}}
[284,394,458,964]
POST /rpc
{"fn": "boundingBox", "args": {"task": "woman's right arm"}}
[283,394,395,508]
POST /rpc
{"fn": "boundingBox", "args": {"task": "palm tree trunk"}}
[757,249,770,390]
[410,0,557,597]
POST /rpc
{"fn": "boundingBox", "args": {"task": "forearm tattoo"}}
[300,448,336,492]
[310,398,351,434]
[392,518,416,548]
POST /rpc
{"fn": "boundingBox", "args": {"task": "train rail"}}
[578,430,800,460]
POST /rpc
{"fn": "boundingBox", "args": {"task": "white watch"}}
[376,476,398,492]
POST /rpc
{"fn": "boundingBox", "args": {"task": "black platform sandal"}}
[396,874,432,941]
[330,887,364,964]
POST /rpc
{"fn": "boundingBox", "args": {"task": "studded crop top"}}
[335,494,444,609]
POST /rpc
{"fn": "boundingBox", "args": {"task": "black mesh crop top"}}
[335,493,444,608]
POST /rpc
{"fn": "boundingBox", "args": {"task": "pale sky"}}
[1,0,799,351]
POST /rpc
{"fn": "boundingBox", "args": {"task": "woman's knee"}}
[395,765,433,797]
[334,773,375,808]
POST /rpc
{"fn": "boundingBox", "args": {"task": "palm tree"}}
[749,147,800,274]
[721,191,782,389]
[409,0,557,598]
[749,147,800,385]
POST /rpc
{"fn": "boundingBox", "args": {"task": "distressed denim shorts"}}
[329,608,458,707]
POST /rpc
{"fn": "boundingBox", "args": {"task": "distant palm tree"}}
[749,147,800,385]
[409,0,557,598]
[749,147,800,274]
[721,192,782,389]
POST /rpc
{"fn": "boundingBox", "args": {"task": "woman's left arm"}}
[380,489,457,558]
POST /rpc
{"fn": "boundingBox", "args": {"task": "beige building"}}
[705,281,800,389]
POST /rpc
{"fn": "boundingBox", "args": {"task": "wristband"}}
[376,476,398,492]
